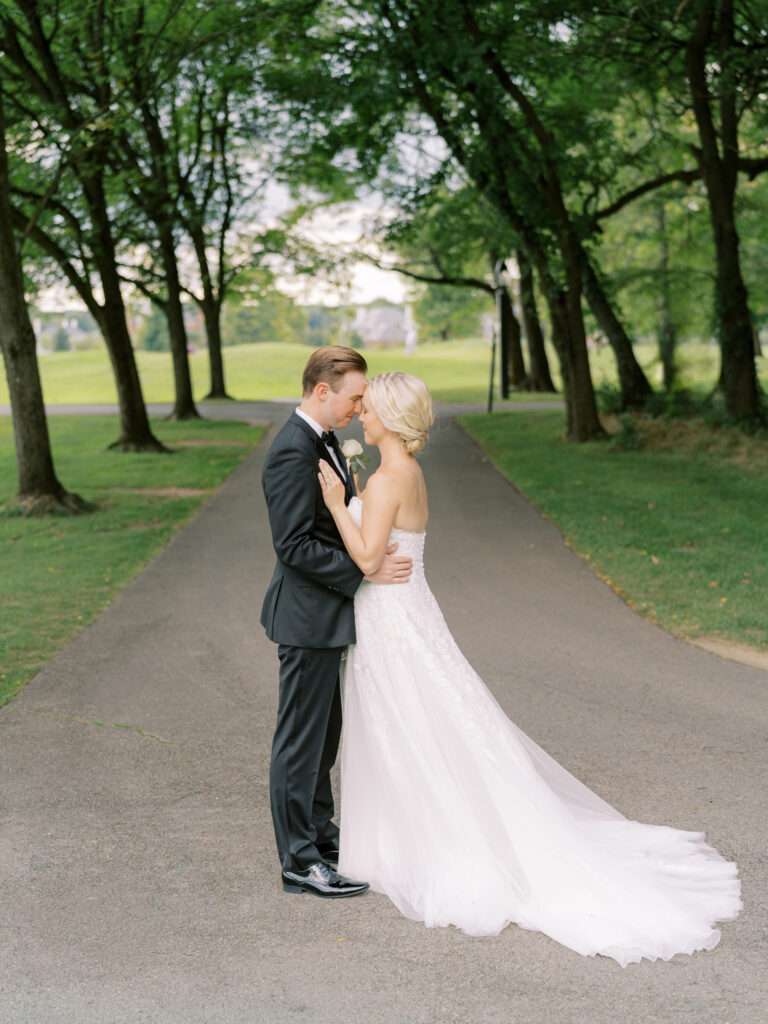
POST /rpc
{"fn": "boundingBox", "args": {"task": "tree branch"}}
[594,167,702,220]
[363,253,493,294]
[118,269,167,310]
[593,153,768,223]
[10,204,101,320]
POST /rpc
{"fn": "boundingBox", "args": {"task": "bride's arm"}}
[318,461,398,575]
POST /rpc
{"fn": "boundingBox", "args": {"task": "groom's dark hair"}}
[302,346,368,396]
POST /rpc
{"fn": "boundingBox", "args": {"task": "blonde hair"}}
[366,372,434,455]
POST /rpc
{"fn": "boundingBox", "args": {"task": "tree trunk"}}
[561,235,606,444]
[0,99,89,514]
[686,2,761,421]
[530,236,604,441]
[96,263,169,452]
[516,248,556,392]
[85,174,167,452]
[711,211,760,418]
[8,166,165,452]
[202,299,230,399]
[188,222,232,400]
[543,289,573,435]
[659,318,677,394]
[500,285,528,391]
[0,309,90,514]
[565,302,603,441]
[655,197,678,391]
[158,223,200,420]
[582,254,654,408]
[499,152,602,436]
[0,5,163,453]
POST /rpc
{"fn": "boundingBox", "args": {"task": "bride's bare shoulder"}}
[360,464,428,530]
[357,467,405,503]
[365,464,419,492]
[360,469,396,498]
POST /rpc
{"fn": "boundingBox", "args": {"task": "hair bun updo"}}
[366,372,434,455]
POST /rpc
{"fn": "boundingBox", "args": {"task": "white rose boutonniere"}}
[341,438,367,474]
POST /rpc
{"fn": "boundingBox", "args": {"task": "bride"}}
[316,371,742,967]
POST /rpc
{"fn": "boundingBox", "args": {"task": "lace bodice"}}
[348,495,426,580]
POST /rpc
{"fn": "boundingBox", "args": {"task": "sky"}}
[36,194,408,313]
[34,131,447,313]
[31,115,447,314]
[308,260,407,305]
[276,198,409,306]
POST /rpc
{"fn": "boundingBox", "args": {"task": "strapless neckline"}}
[349,495,427,537]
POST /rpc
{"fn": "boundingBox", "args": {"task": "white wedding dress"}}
[337,496,742,966]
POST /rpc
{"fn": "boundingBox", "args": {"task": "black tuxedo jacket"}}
[260,412,364,648]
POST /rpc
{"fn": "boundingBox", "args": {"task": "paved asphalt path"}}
[1,401,765,1024]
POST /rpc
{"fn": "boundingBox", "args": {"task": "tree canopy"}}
[2,0,767,506]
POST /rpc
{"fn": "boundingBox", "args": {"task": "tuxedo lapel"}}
[315,434,348,485]
[329,444,355,504]
[326,434,352,489]
[288,411,353,501]
[288,410,320,446]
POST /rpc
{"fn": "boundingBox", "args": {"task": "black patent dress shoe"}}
[282,861,369,898]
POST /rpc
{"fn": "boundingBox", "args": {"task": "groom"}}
[260,346,413,898]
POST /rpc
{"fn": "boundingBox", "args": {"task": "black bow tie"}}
[319,429,348,481]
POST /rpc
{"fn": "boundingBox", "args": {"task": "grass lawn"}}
[2,339,766,409]
[460,410,768,652]
[0,415,266,707]
[0,341,535,406]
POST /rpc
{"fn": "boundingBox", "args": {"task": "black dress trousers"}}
[270,643,344,871]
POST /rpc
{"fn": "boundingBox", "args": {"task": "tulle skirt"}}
[338,577,742,967]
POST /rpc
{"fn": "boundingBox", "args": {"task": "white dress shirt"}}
[295,407,346,478]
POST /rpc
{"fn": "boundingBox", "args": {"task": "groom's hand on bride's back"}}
[365,542,412,585]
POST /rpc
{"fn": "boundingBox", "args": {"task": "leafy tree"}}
[223,284,309,345]
[598,180,717,388]
[0,89,87,514]
[351,181,554,392]
[1,0,166,450]
[581,0,768,421]
[413,281,485,341]
[174,44,264,399]
[108,0,229,420]
[265,1,652,437]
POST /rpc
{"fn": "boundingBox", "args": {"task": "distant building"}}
[31,309,100,353]
[351,302,407,349]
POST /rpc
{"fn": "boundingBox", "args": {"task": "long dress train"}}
[338,497,742,967]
